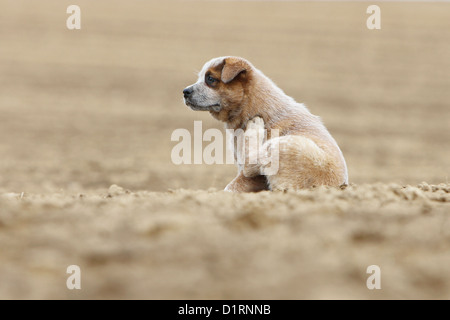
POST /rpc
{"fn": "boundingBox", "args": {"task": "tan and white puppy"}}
[183,56,348,192]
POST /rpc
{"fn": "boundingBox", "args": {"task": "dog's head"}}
[183,56,252,117]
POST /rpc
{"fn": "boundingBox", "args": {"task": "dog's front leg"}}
[224,172,268,192]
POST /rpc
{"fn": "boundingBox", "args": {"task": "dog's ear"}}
[221,57,249,84]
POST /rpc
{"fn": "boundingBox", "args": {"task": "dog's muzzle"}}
[183,86,193,99]
[183,86,197,108]
[182,86,221,112]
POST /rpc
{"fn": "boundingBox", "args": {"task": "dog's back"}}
[234,63,348,189]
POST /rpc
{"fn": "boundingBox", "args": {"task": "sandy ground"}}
[0,1,449,299]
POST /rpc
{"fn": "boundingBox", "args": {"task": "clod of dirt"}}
[107,184,130,197]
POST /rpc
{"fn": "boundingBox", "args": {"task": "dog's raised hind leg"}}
[242,116,266,178]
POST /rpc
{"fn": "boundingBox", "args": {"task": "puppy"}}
[183,56,348,192]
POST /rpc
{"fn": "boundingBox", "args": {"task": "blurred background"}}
[0,0,449,193]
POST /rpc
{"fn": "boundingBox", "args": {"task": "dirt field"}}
[0,0,449,299]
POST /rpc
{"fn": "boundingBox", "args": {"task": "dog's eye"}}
[206,75,217,86]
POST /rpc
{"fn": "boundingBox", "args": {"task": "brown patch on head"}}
[205,61,225,85]
[207,57,254,128]
[221,57,250,84]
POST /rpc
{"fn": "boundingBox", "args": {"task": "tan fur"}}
[183,56,348,192]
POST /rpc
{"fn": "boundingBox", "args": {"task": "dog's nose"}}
[183,87,193,98]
